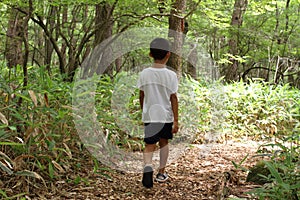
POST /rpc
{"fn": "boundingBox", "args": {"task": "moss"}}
[246,160,272,185]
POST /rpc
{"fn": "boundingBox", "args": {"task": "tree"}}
[28,3,98,81]
[44,4,57,75]
[167,0,186,77]
[94,1,115,76]
[4,1,32,132]
[225,0,248,82]
[5,7,24,69]
[1,0,299,86]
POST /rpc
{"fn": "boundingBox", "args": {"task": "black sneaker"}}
[142,165,153,188]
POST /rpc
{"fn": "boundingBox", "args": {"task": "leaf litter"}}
[1,140,264,199]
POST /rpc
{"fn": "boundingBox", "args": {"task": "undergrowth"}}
[0,67,299,198]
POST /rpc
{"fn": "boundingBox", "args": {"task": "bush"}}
[248,136,300,200]
[215,80,299,140]
[93,74,300,144]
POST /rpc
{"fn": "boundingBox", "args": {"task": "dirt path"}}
[44,140,263,200]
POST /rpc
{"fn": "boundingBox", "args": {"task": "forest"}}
[0,0,299,199]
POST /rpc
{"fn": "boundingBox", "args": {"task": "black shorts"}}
[144,123,173,144]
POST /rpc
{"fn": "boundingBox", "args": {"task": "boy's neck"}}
[152,63,166,68]
[152,60,167,68]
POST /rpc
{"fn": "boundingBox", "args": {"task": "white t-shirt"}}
[137,67,178,123]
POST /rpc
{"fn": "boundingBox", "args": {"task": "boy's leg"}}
[142,143,156,188]
[158,138,169,174]
[143,143,156,165]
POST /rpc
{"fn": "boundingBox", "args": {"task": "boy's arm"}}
[139,90,144,110]
[170,93,178,133]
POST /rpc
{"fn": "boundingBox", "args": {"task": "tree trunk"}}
[44,5,57,75]
[13,1,31,133]
[281,0,291,55]
[22,9,30,89]
[5,8,24,69]
[225,0,248,82]
[167,0,186,77]
[94,2,114,76]
[60,5,68,73]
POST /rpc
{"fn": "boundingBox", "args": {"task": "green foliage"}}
[93,73,300,144]
[161,77,299,142]
[232,154,249,172]
[0,189,26,199]
[248,137,300,200]
[218,80,300,140]
[93,73,215,147]
[92,73,300,200]
[188,0,300,84]
[94,74,124,145]
[0,0,299,198]
[1,62,299,197]
[0,65,77,193]
[178,75,212,138]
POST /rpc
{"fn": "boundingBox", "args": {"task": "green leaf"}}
[264,161,283,184]
[0,142,24,146]
[2,192,26,199]
[74,176,81,185]
[232,160,239,169]
[14,170,47,187]
[0,151,13,164]
[14,170,43,180]
[0,161,13,175]
[48,162,54,179]
[0,189,8,198]
[239,154,249,166]
[14,93,32,102]
[290,182,300,190]
[8,126,17,131]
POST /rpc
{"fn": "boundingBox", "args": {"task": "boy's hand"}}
[172,121,179,133]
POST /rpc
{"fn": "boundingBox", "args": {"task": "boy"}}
[137,38,179,188]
